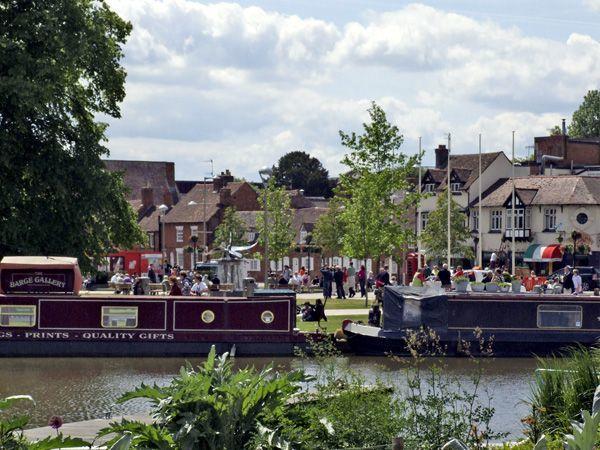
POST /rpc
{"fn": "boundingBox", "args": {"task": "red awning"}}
[523,244,563,262]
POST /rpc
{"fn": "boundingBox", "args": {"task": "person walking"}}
[572,269,583,295]
[147,264,157,283]
[320,265,333,300]
[347,261,357,298]
[438,263,451,289]
[334,266,346,299]
[357,264,367,297]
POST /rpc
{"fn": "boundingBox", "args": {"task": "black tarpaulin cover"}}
[382,286,448,331]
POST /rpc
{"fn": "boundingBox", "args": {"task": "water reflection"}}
[0,356,537,438]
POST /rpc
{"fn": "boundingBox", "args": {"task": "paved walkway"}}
[24,414,152,444]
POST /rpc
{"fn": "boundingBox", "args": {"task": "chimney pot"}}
[435,144,449,169]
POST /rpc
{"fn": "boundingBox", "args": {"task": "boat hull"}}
[0,294,303,356]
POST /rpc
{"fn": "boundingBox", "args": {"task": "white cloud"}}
[102,1,599,179]
[583,0,600,11]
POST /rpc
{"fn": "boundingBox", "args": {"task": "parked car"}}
[548,266,599,291]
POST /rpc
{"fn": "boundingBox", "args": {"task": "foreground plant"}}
[101,345,307,450]
[0,395,89,450]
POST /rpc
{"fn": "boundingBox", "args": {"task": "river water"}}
[0,356,538,439]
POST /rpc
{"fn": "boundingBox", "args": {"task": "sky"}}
[104,0,600,181]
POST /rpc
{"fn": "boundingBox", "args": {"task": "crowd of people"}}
[108,261,221,296]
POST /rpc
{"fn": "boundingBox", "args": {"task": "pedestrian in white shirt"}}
[191,276,208,296]
[572,269,583,295]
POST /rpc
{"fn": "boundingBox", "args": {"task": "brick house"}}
[162,171,260,269]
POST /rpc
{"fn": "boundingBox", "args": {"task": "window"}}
[506,209,523,230]
[421,212,429,230]
[451,182,462,192]
[537,304,582,329]
[247,259,261,271]
[176,226,184,243]
[261,310,275,324]
[423,183,436,193]
[299,227,308,244]
[490,210,502,231]
[471,210,479,231]
[544,208,557,231]
[176,248,184,267]
[190,225,198,238]
[0,305,36,327]
[577,213,588,225]
[147,233,155,249]
[101,306,138,328]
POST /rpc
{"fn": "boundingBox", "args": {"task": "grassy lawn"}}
[295,314,367,333]
[296,294,372,310]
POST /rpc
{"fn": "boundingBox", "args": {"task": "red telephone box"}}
[405,252,426,285]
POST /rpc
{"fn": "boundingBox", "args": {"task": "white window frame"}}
[490,210,503,231]
[0,305,36,327]
[176,248,184,268]
[176,226,184,243]
[506,208,525,230]
[544,208,557,231]
[471,210,479,231]
[147,232,155,249]
[421,211,429,230]
[247,259,261,271]
[190,225,198,238]
[423,183,436,193]
[451,182,462,192]
[101,306,138,329]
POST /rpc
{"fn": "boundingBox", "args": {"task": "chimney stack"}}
[218,188,232,206]
[562,118,567,135]
[141,187,154,209]
[435,144,449,169]
[163,188,173,207]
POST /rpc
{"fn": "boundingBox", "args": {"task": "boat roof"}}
[0,256,80,269]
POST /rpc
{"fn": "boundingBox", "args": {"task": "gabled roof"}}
[423,151,505,190]
[164,183,221,224]
[478,175,600,207]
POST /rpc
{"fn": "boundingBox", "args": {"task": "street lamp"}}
[187,201,199,269]
[202,177,213,262]
[158,204,169,270]
[259,166,273,286]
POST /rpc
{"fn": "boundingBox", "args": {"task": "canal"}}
[0,356,537,439]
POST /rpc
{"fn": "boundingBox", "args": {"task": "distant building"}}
[471,175,600,270]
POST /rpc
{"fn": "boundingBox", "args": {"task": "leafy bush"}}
[101,345,307,450]
[524,346,600,439]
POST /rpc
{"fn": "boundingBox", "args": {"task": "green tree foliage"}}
[214,206,248,248]
[272,150,332,197]
[337,101,421,263]
[569,90,600,138]
[549,125,562,136]
[256,180,295,261]
[312,199,345,257]
[0,0,144,272]
[420,188,473,263]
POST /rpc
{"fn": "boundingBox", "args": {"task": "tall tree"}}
[256,180,295,262]
[313,199,345,258]
[569,90,600,138]
[272,151,332,197]
[337,102,421,268]
[0,0,143,272]
[214,207,248,248]
[420,188,473,263]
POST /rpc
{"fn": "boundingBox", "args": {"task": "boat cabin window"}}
[101,306,138,328]
[0,305,36,327]
[537,304,582,329]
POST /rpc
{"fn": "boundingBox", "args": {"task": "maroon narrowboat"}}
[344,286,600,356]
[0,257,302,356]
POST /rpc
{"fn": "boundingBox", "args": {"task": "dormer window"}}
[451,182,462,192]
[423,183,436,193]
